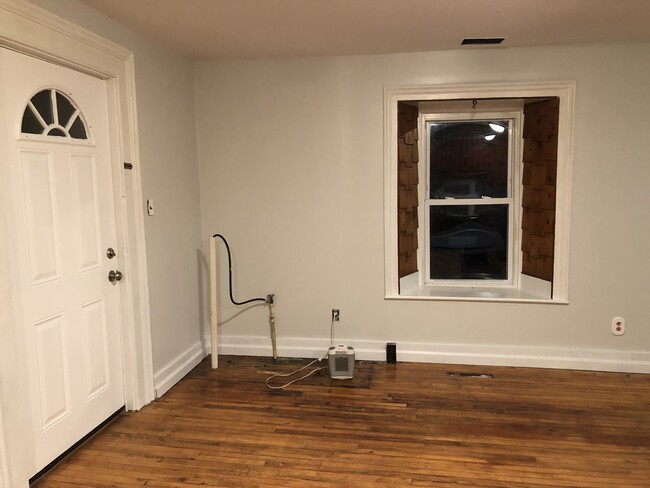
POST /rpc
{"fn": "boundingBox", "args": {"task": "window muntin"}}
[21,88,88,140]
[424,115,519,285]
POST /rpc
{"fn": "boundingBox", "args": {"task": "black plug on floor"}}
[386,343,397,364]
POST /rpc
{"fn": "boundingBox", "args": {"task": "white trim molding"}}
[154,341,209,398]
[0,404,9,488]
[217,335,650,375]
[0,1,154,485]
[384,81,575,303]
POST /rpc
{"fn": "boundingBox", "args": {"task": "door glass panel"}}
[56,91,76,128]
[21,106,43,134]
[21,89,89,140]
[69,116,87,139]
[31,89,54,125]
[47,128,66,137]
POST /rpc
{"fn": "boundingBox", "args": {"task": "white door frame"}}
[0,1,155,486]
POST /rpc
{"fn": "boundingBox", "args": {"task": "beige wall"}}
[24,1,650,372]
[29,0,205,377]
[194,42,650,369]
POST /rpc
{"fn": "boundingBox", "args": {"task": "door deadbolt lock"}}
[108,270,123,283]
[106,247,116,259]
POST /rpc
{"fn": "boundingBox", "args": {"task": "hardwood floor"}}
[35,356,650,487]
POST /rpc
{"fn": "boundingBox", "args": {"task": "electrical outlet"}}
[332,309,340,322]
[612,316,625,336]
[146,199,154,216]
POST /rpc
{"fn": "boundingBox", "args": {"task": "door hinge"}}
[123,162,133,170]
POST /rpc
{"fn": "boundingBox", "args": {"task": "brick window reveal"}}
[521,98,559,282]
[397,103,419,279]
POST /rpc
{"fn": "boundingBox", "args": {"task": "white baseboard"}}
[154,341,209,398]
[213,335,650,374]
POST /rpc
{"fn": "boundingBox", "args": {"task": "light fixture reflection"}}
[484,134,496,141]
[489,123,505,133]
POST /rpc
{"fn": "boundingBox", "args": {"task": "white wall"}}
[194,42,650,371]
[20,2,650,375]
[29,0,205,385]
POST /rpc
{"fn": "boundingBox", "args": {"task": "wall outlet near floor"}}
[611,317,625,336]
[332,309,340,322]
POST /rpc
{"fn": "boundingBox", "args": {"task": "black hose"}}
[212,234,267,306]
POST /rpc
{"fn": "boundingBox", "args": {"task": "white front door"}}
[0,48,125,476]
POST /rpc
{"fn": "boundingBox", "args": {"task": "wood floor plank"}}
[33,356,650,487]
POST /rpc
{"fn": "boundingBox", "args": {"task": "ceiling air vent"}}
[461,37,506,46]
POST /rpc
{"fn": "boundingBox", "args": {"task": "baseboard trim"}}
[154,341,208,397]
[214,335,650,374]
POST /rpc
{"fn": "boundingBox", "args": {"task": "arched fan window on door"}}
[21,88,88,140]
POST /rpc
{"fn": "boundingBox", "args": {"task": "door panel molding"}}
[80,298,110,399]
[33,313,71,430]
[0,1,154,486]
[19,149,60,284]
[70,153,102,272]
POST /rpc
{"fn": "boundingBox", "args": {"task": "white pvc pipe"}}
[269,302,277,360]
[209,236,218,369]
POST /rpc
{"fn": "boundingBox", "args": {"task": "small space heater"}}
[327,344,355,379]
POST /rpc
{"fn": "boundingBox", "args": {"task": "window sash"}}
[423,113,520,287]
[425,201,514,285]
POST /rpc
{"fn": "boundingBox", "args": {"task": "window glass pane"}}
[430,204,508,280]
[56,91,76,128]
[69,116,88,139]
[46,128,66,137]
[30,90,54,126]
[429,121,509,199]
[20,89,89,141]
[21,106,44,134]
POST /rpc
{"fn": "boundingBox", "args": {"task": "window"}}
[384,82,574,303]
[425,115,518,284]
[21,88,88,140]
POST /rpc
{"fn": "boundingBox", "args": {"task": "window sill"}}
[394,273,567,304]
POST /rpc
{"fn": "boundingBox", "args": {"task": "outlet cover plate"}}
[612,316,625,336]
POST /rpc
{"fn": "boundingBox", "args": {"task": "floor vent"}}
[448,372,494,379]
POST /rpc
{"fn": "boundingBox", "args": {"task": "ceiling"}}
[81,0,650,60]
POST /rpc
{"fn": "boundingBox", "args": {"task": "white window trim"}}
[420,111,522,288]
[384,81,575,303]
